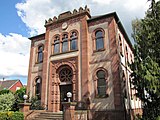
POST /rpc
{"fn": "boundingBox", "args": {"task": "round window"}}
[59,67,73,82]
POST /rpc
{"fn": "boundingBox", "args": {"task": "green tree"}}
[11,87,26,111]
[0,89,11,95]
[131,0,160,120]
[15,87,26,102]
[0,92,15,111]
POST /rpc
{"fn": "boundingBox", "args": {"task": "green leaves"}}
[0,93,15,111]
[131,0,160,119]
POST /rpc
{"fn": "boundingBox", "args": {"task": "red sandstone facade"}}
[27,6,141,120]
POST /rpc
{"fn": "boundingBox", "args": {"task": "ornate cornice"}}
[45,6,90,27]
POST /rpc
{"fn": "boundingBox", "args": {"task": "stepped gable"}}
[45,5,90,26]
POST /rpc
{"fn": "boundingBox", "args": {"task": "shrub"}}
[0,90,11,95]
[11,112,24,120]
[0,93,15,111]
[0,112,8,120]
[30,96,44,110]
[0,111,24,120]
[11,87,26,111]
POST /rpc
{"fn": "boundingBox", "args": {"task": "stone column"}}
[19,103,31,112]
[63,102,77,120]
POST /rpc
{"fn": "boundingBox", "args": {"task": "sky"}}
[0,0,152,85]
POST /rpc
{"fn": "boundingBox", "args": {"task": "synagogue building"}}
[27,6,141,120]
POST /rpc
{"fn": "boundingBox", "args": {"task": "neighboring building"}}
[0,79,23,92]
[27,6,141,120]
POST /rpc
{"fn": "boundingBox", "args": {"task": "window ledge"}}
[93,48,105,53]
[95,94,109,99]
[35,61,43,65]
[50,49,78,57]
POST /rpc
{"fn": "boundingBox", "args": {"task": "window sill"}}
[93,48,105,53]
[95,94,109,99]
[35,61,43,64]
[51,49,78,57]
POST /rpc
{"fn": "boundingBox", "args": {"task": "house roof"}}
[0,80,20,91]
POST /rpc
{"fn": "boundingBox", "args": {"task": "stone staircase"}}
[31,112,63,120]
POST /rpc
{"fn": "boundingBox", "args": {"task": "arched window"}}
[119,35,123,56]
[37,45,43,63]
[96,70,106,97]
[62,34,68,52]
[95,30,104,50]
[35,77,41,100]
[70,31,77,50]
[54,36,60,54]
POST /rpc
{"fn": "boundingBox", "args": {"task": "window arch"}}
[53,35,60,54]
[70,31,78,50]
[97,70,106,97]
[35,77,42,100]
[119,35,123,56]
[94,68,108,98]
[62,34,68,52]
[95,29,104,50]
[37,45,43,63]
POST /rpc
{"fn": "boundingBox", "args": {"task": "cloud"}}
[16,0,151,40]
[6,0,151,81]
[15,0,91,36]
[0,33,30,78]
[92,0,116,5]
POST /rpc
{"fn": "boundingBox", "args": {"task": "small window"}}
[35,78,41,100]
[95,30,104,50]
[97,70,106,97]
[62,34,68,52]
[70,32,77,50]
[54,36,60,54]
[16,87,20,91]
[38,46,43,63]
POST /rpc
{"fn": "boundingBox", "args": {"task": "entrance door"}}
[60,84,72,111]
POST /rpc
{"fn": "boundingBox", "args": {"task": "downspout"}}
[80,21,82,101]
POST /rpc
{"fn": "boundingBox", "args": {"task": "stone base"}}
[62,102,77,120]
[19,103,31,112]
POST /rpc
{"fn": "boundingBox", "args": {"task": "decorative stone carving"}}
[53,16,57,22]
[73,9,78,14]
[79,7,83,13]
[45,6,90,26]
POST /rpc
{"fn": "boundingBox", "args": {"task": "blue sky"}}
[0,0,28,37]
[0,0,151,85]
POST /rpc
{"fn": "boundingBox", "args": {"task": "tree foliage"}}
[0,93,15,111]
[131,0,160,119]
[30,96,44,110]
[11,87,26,111]
[0,89,11,95]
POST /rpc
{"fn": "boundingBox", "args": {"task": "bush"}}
[0,93,15,111]
[0,112,8,120]
[30,96,44,110]
[11,112,24,120]
[0,90,11,95]
[11,87,26,111]
[0,111,24,120]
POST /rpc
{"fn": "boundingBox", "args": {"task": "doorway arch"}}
[57,65,73,110]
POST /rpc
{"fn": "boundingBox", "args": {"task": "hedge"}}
[0,111,24,120]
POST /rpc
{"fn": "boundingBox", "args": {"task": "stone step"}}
[31,112,63,120]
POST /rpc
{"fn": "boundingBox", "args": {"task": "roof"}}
[0,80,20,91]
[29,33,45,40]
[87,12,133,49]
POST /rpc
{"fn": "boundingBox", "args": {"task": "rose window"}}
[59,67,73,82]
